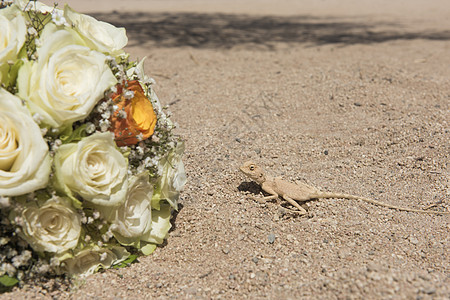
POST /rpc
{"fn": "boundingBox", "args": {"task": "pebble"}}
[409,237,419,245]
[268,233,276,244]
[422,287,436,295]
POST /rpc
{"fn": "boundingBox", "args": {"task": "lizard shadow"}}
[169,202,183,233]
[237,181,263,195]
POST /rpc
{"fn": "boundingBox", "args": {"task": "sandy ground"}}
[3,0,450,299]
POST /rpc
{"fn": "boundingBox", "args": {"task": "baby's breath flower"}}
[34,38,42,47]
[12,250,32,268]
[40,127,48,136]
[49,257,60,268]
[102,230,114,242]
[52,139,62,151]
[85,235,91,243]
[143,157,151,167]
[37,263,50,274]
[3,263,16,276]
[92,211,100,220]
[52,9,68,26]
[136,146,144,156]
[124,90,135,100]
[117,109,127,119]
[86,122,96,134]
[101,111,111,119]
[99,252,108,262]
[14,216,24,227]
[99,119,111,132]
[97,101,109,113]
[27,27,38,36]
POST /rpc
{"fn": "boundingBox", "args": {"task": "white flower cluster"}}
[0,0,186,289]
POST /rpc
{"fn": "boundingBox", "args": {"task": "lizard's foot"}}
[279,204,308,216]
[248,196,267,204]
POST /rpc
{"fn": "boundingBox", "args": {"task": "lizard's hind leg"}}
[282,195,308,215]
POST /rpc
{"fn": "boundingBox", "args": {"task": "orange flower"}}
[110,80,157,146]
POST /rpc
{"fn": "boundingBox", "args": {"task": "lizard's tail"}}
[316,192,450,215]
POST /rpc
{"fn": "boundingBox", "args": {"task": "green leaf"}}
[141,244,157,256]
[122,254,138,264]
[0,275,18,287]
[3,59,24,89]
[60,124,87,144]
[112,254,138,269]
[151,186,161,210]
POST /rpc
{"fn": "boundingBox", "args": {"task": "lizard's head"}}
[239,161,266,184]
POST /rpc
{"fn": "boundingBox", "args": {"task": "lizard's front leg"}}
[249,184,279,204]
[282,195,308,215]
[251,193,279,203]
[260,184,280,202]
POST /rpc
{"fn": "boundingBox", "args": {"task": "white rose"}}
[17,23,117,128]
[0,88,51,196]
[108,173,154,246]
[154,142,187,209]
[18,196,81,253]
[64,5,127,56]
[54,132,128,207]
[62,245,129,276]
[0,4,26,83]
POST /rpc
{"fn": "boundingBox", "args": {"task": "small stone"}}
[409,237,419,245]
[323,150,329,155]
[252,257,259,264]
[423,288,436,295]
[235,138,241,143]
[354,102,362,107]
[268,233,276,244]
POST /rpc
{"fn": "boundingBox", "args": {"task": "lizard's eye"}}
[249,165,255,171]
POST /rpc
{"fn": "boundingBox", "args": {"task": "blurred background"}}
[39,0,450,50]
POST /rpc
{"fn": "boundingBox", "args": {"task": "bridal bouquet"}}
[0,0,186,288]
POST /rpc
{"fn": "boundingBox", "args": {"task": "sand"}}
[3,0,449,299]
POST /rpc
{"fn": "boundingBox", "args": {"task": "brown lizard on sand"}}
[239,161,449,215]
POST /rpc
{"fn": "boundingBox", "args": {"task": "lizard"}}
[239,161,450,215]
